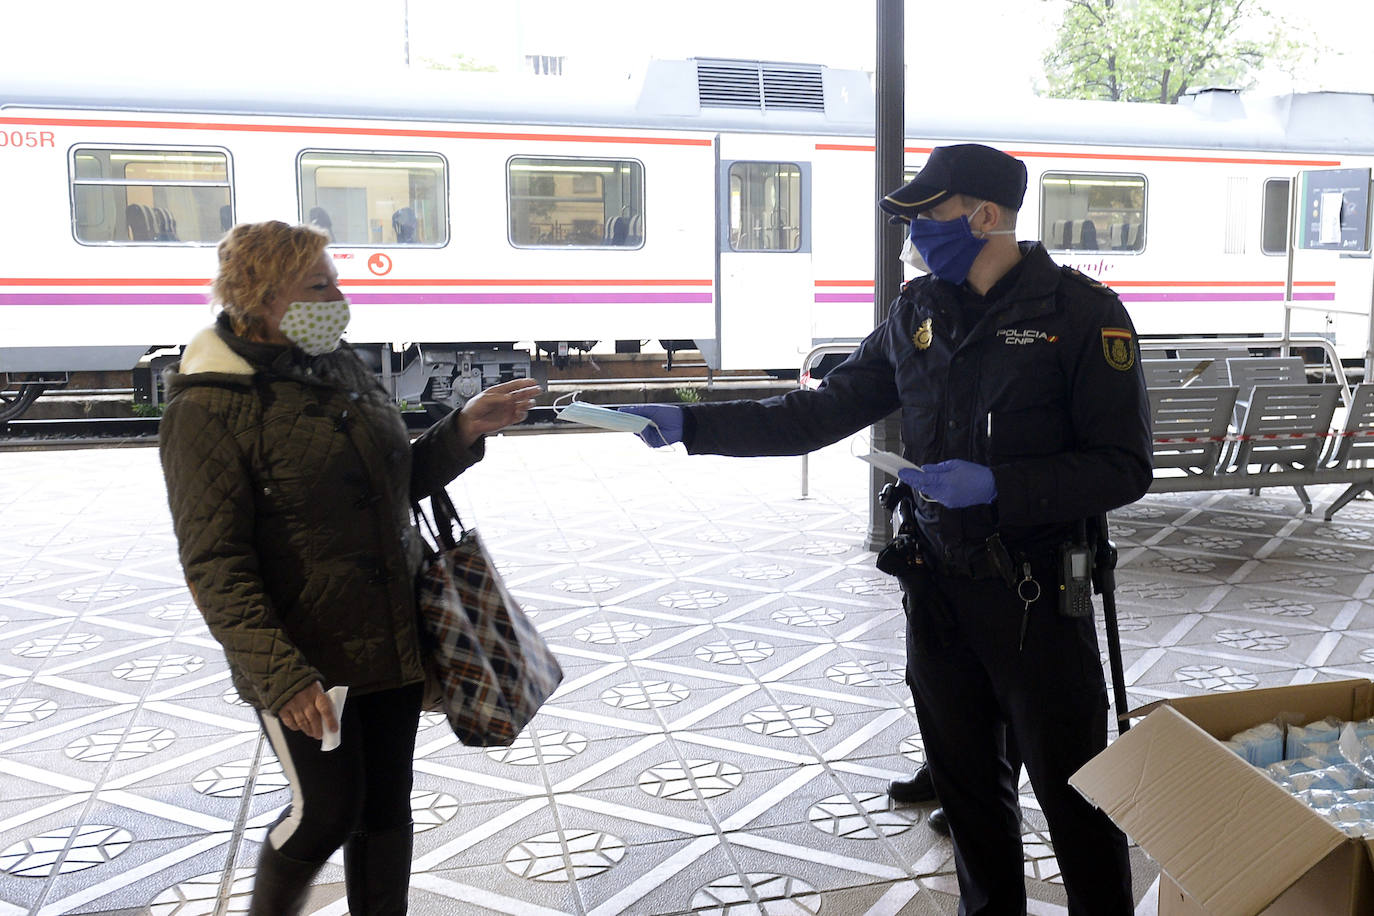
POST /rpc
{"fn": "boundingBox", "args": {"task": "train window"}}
[507,157,644,248]
[729,162,802,251]
[1262,178,1291,255]
[71,147,231,245]
[1040,172,1146,253]
[299,151,447,247]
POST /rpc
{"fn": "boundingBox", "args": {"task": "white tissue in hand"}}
[320,686,348,752]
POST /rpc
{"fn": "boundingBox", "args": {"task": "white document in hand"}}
[320,685,348,752]
[858,450,922,478]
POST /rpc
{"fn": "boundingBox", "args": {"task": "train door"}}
[715,139,813,373]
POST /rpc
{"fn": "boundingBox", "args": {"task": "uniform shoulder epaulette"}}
[1059,266,1115,297]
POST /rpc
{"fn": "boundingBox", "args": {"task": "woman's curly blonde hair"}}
[212,221,330,340]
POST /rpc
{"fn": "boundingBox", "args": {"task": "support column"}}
[866,0,905,552]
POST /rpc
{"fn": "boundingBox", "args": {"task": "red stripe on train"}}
[815,143,1341,167]
[0,116,712,146]
[0,278,714,287]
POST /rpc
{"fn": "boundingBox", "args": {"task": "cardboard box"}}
[1070,678,1374,916]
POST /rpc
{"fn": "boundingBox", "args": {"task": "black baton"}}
[1092,515,1131,735]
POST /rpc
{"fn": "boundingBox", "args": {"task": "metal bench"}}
[1320,383,1374,520]
[1226,356,1307,430]
[1147,385,1237,478]
[1223,383,1341,513]
[1141,357,1233,389]
[1146,382,1374,516]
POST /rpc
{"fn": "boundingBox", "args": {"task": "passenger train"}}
[3,58,1374,421]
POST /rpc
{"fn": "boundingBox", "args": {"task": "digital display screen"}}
[1299,168,1371,252]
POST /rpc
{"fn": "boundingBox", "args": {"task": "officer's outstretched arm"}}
[617,405,684,448]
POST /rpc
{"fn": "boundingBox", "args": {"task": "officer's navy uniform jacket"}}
[684,240,1150,914]
[684,242,1153,565]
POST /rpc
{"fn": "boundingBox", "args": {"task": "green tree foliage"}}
[420,53,497,72]
[1043,0,1297,103]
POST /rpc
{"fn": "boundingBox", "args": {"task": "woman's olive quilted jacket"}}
[159,320,482,713]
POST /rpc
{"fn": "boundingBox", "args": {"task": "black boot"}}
[248,842,325,916]
[344,823,414,915]
[927,807,950,836]
[888,764,938,804]
[928,804,1022,838]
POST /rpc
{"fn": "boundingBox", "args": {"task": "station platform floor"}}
[2,431,1373,915]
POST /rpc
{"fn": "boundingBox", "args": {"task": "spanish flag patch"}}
[1101,328,1135,372]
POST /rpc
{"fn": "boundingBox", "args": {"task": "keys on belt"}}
[939,532,1044,598]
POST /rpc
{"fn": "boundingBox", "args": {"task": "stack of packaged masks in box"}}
[1227,717,1374,837]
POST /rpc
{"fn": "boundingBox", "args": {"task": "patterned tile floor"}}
[2,432,1373,915]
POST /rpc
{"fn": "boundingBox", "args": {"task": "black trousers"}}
[902,561,1132,916]
[257,682,424,862]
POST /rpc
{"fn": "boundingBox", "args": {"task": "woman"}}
[159,221,539,915]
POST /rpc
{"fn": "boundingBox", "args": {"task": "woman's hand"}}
[277,681,338,740]
[457,378,542,447]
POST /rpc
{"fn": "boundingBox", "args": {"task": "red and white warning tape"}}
[1153,429,1374,445]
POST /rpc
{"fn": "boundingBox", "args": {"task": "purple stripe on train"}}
[0,292,715,306]
[0,291,1337,306]
[815,292,1338,304]
[1117,292,1335,302]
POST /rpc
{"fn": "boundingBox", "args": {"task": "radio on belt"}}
[1058,543,1094,618]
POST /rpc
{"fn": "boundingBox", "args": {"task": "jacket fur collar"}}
[179,326,253,376]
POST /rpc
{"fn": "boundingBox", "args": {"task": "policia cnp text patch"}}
[1100,328,1135,371]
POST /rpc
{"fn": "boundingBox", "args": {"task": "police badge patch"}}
[913,318,933,350]
[1101,328,1135,371]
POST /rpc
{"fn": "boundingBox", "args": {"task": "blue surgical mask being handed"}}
[899,201,1016,285]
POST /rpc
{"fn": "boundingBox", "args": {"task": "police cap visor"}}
[879,144,1028,221]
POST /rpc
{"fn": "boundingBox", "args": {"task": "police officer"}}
[621,143,1150,915]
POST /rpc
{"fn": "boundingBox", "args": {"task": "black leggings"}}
[257,682,423,862]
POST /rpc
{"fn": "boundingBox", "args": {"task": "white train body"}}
[2,59,1373,410]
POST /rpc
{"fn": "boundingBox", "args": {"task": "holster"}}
[876,482,923,577]
[897,559,957,650]
[878,482,958,648]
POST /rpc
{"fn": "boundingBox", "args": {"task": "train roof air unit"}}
[694,59,825,112]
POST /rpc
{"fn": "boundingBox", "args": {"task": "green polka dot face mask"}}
[278,299,351,356]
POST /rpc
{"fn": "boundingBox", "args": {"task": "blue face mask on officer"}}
[900,202,1016,285]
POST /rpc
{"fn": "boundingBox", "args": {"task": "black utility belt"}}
[936,535,1053,582]
[937,548,1011,581]
[873,480,1098,621]
[941,535,1096,620]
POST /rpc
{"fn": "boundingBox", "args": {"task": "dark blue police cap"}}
[879,143,1028,221]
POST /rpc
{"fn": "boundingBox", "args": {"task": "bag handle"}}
[410,499,441,554]
[432,488,471,543]
[410,488,469,553]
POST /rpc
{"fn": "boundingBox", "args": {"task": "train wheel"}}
[0,383,43,423]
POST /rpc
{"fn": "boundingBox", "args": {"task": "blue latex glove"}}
[898,459,997,508]
[617,404,684,448]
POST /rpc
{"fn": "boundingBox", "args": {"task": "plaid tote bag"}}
[413,489,563,746]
